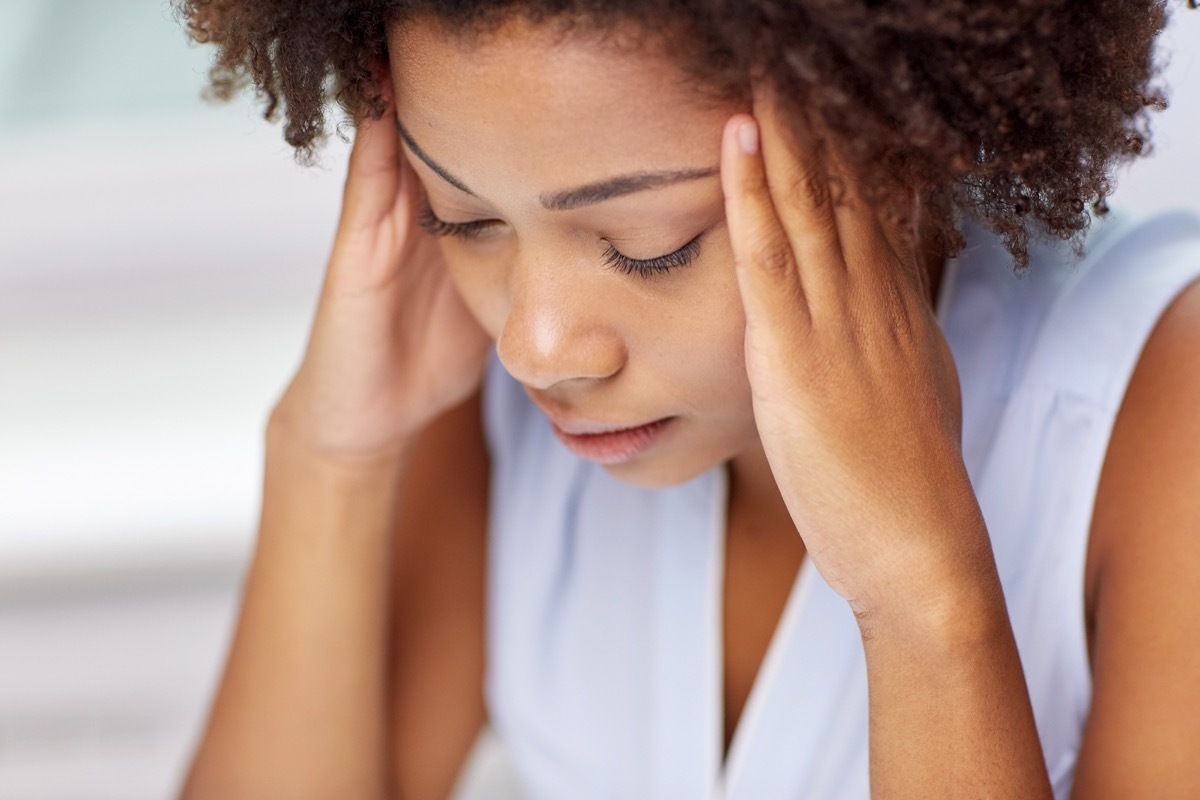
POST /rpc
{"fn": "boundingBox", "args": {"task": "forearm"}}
[859,538,1052,799]
[182,416,409,800]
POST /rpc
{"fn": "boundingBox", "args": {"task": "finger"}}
[821,147,920,285]
[720,114,811,333]
[341,75,402,230]
[824,155,932,318]
[753,91,846,288]
[756,92,926,309]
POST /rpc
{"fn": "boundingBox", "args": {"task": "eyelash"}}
[416,205,496,239]
[416,204,702,277]
[600,236,702,278]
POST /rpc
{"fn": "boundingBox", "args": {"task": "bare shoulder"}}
[1077,275,1200,797]
[390,390,491,799]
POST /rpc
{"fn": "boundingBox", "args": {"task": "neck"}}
[727,442,793,532]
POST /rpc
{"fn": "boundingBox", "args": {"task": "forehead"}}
[385,16,737,200]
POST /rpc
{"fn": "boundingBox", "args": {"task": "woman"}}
[178,1,1200,797]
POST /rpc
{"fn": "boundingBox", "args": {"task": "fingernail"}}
[737,121,759,155]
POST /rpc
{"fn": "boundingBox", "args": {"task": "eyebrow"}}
[395,116,475,196]
[540,167,718,211]
[395,115,718,211]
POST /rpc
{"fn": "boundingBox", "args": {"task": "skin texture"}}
[181,11,1200,800]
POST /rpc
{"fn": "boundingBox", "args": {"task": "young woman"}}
[177,2,1200,798]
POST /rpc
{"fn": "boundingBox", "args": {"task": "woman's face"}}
[388,17,756,489]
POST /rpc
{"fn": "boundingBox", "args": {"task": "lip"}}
[544,414,662,436]
[550,417,675,465]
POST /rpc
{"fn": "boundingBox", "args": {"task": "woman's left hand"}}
[720,93,994,621]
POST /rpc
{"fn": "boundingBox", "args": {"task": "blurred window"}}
[0,0,212,129]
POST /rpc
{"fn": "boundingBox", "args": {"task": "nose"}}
[495,255,627,391]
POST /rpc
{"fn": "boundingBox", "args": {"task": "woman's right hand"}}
[272,80,492,464]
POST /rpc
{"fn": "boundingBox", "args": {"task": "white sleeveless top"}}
[480,209,1200,799]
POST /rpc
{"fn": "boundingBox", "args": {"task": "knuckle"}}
[787,166,830,210]
[746,235,796,277]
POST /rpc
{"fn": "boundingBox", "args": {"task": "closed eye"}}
[601,235,703,278]
[416,205,501,239]
[417,201,704,278]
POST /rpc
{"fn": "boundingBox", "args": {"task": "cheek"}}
[703,300,752,405]
[689,236,749,375]
[655,237,753,407]
[441,245,508,339]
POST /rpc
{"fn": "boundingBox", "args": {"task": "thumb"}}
[341,75,402,231]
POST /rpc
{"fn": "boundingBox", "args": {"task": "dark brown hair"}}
[177,0,1182,266]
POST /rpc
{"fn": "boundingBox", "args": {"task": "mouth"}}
[548,416,675,464]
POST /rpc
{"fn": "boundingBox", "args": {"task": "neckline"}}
[708,463,818,794]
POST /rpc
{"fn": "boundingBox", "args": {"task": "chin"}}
[600,451,722,491]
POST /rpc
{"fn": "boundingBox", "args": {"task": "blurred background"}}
[0,2,1197,798]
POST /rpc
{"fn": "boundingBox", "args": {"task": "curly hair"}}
[177,0,1183,267]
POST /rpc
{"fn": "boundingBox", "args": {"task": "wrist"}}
[266,400,417,473]
[258,416,412,550]
[852,544,1009,652]
[849,512,1007,648]
[262,413,414,516]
